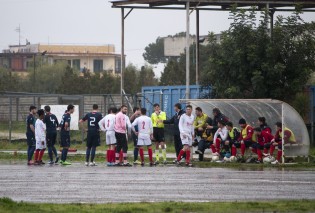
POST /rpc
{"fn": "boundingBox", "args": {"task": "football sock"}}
[91,147,96,162]
[86,147,91,162]
[257,149,262,160]
[139,148,144,162]
[39,149,45,161]
[123,153,127,164]
[263,148,268,154]
[115,152,120,163]
[148,148,153,162]
[34,149,40,161]
[106,150,110,162]
[210,144,216,154]
[186,150,191,164]
[252,148,257,154]
[119,150,123,163]
[111,150,115,163]
[215,139,221,153]
[270,145,275,156]
[162,149,166,161]
[134,147,139,161]
[177,149,185,161]
[241,143,246,156]
[231,146,237,156]
[277,150,282,161]
[155,150,159,161]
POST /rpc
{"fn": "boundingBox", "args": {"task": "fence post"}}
[9,97,12,142]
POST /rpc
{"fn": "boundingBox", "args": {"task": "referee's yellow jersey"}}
[151,111,166,128]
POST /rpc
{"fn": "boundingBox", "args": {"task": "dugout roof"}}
[183,99,310,157]
[111,0,315,11]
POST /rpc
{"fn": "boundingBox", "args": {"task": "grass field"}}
[1,197,315,213]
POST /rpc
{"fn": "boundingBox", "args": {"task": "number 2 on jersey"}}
[90,117,96,126]
[142,121,145,129]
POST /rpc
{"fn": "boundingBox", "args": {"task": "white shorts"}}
[106,131,116,145]
[36,139,46,150]
[180,133,193,146]
[137,133,152,146]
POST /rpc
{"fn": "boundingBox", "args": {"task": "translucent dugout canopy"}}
[182,99,310,157]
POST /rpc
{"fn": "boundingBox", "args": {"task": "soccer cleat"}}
[154,161,160,165]
[34,161,40,165]
[150,162,156,166]
[59,160,64,164]
[271,160,279,165]
[85,162,89,166]
[113,163,122,167]
[27,161,34,165]
[123,162,132,167]
[62,161,71,165]
[185,163,193,167]
[141,161,145,166]
[255,160,262,164]
[195,150,203,155]
[174,160,180,165]
[48,161,54,165]
[55,157,59,164]
[106,162,113,166]
[133,160,141,165]
[163,160,167,165]
[89,162,97,166]
[39,161,45,165]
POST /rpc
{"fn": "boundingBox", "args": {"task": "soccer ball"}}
[263,156,272,164]
[230,156,237,162]
[211,155,219,162]
[223,156,230,162]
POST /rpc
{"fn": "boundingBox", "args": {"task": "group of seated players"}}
[192,107,296,164]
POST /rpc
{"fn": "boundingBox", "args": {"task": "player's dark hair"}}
[258,117,266,123]
[37,109,45,117]
[67,104,74,111]
[226,121,233,127]
[195,107,202,112]
[112,107,118,113]
[275,122,282,128]
[239,118,246,124]
[120,105,127,110]
[186,105,192,109]
[213,108,220,114]
[254,127,262,132]
[133,107,140,113]
[44,105,50,112]
[174,103,182,110]
[93,104,98,110]
[153,103,159,107]
[218,119,226,126]
[29,105,36,112]
[141,108,147,115]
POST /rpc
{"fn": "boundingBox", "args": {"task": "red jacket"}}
[238,125,254,142]
[257,131,274,146]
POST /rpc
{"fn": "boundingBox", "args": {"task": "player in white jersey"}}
[176,105,195,166]
[99,107,117,166]
[131,108,154,166]
[34,109,47,165]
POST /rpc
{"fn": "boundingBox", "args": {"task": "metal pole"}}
[185,1,190,99]
[195,9,199,86]
[121,8,125,106]
[33,55,36,92]
[269,9,274,40]
[281,102,285,164]
[311,87,314,145]
[9,97,12,142]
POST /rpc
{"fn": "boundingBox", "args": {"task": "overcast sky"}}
[1,0,314,77]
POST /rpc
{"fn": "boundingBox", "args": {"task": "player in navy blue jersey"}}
[79,104,103,166]
[26,105,37,165]
[44,105,59,165]
[59,104,75,165]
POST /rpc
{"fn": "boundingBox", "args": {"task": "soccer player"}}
[131,108,154,166]
[44,105,59,165]
[253,127,274,163]
[34,109,46,165]
[176,105,194,166]
[79,104,103,166]
[59,104,75,165]
[257,117,272,134]
[164,103,185,160]
[210,120,228,156]
[207,108,229,133]
[226,121,241,157]
[193,107,208,143]
[99,107,117,166]
[270,122,296,164]
[26,105,37,165]
[130,107,141,164]
[114,105,132,166]
[151,103,167,164]
[237,118,254,160]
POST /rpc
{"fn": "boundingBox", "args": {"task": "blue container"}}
[141,85,211,118]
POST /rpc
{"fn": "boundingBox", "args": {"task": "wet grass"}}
[0,197,315,213]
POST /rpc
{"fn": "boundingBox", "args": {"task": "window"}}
[93,60,103,72]
[115,57,121,74]
[72,59,80,70]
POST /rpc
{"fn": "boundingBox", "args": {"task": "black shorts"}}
[60,132,70,147]
[153,128,165,143]
[26,132,35,146]
[87,132,100,148]
[131,131,138,147]
[46,132,57,147]
[252,142,263,150]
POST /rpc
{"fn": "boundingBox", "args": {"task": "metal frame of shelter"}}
[110,0,315,104]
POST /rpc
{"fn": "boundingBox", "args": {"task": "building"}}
[163,34,221,57]
[0,43,123,74]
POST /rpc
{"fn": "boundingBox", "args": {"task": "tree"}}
[200,8,315,101]
[143,37,166,64]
